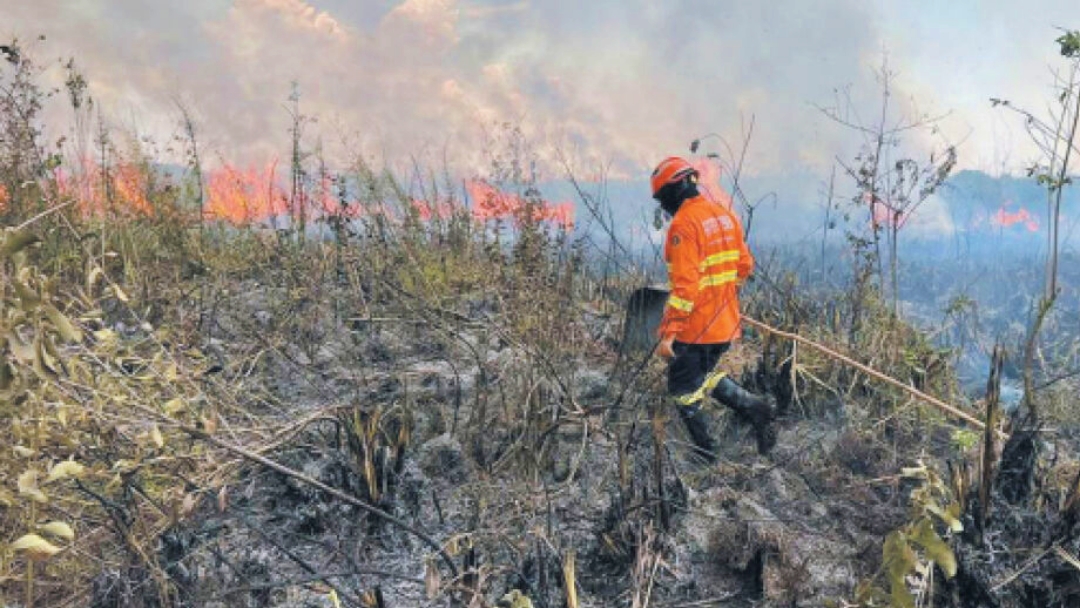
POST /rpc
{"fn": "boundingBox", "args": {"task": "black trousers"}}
[667,341,730,399]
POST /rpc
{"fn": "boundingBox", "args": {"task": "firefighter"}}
[651,156,776,459]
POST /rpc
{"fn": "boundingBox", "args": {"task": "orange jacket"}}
[658,195,753,344]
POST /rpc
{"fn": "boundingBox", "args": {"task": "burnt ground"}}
[110,281,1080,608]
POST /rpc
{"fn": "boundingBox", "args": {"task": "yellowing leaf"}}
[86,265,104,293]
[39,521,75,541]
[0,229,40,257]
[13,280,41,309]
[17,470,47,504]
[150,424,164,449]
[500,590,534,608]
[110,284,130,303]
[32,335,57,379]
[163,397,185,415]
[44,304,83,343]
[901,465,928,480]
[13,445,35,458]
[93,328,118,345]
[9,333,34,363]
[927,501,965,534]
[10,534,61,561]
[46,459,86,483]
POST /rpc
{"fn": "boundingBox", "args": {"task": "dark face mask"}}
[655,178,699,217]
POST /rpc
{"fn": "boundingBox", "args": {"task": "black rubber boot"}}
[711,377,777,455]
[678,405,718,463]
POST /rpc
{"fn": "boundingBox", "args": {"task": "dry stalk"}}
[742,316,1002,436]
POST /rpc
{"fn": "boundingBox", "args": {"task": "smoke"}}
[3,0,1073,182]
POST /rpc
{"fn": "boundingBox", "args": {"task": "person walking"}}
[651,156,776,459]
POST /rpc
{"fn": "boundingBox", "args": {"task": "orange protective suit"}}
[658,194,753,344]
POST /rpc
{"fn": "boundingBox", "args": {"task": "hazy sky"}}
[4,0,1078,180]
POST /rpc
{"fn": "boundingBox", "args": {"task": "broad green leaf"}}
[883,531,916,608]
[911,518,957,579]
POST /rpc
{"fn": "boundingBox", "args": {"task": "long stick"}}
[742,316,1000,435]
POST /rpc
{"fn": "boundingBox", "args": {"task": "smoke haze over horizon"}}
[3,0,1079,183]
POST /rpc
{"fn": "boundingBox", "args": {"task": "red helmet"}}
[650,157,697,198]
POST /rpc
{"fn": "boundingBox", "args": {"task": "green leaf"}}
[883,531,916,608]
[44,304,83,343]
[1057,30,1080,57]
[0,358,12,391]
[13,280,41,309]
[911,518,957,579]
[0,229,39,257]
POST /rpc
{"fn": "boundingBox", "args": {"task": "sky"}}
[3,0,1079,182]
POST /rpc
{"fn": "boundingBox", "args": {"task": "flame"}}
[690,158,733,210]
[313,171,364,219]
[52,159,154,218]
[410,198,455,221]
[990,204,1039,232]
[18,154,573,231]
[112,163,154,215]
[465,179,574,228]
[204,162,289,224]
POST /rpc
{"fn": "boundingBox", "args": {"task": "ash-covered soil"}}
[118,281,1080,608]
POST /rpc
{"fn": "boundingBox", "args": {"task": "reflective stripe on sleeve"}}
[699,270,739,288]
[667,295,694,312]
[699,250,740,270]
